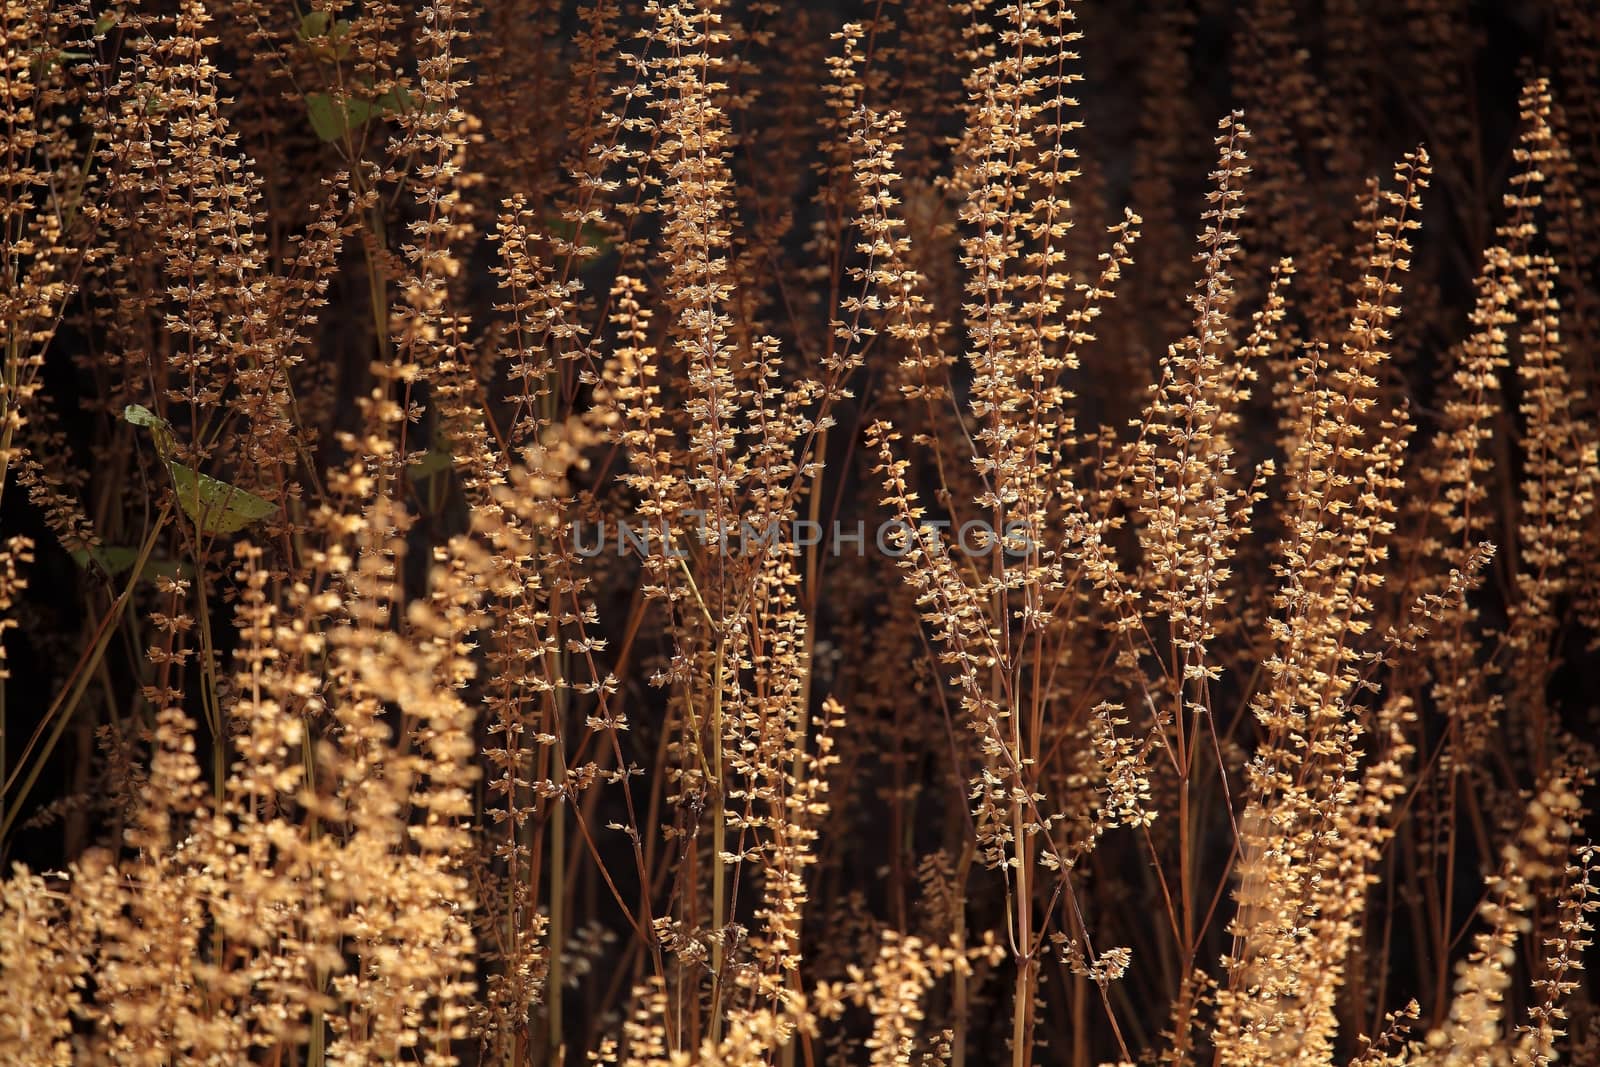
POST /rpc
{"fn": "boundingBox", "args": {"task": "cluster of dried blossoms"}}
[1,0,1598,1064]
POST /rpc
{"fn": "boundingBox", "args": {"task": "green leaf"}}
[344,96,374,127]
[407,447,454,481]
[29,47,68,77]
[70,545,141,577]
[123,404,275,535]
[543,213,614,258]
[168,463,278,536]
[299,14,353,59]
[70,545,190,582]
[306,92,345,142]
[297,10,330,38]
[124,403,176,457]
[375,84,416,116]
[93,12,118,35]
[123,403,165,429]
[307,92,378,143]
